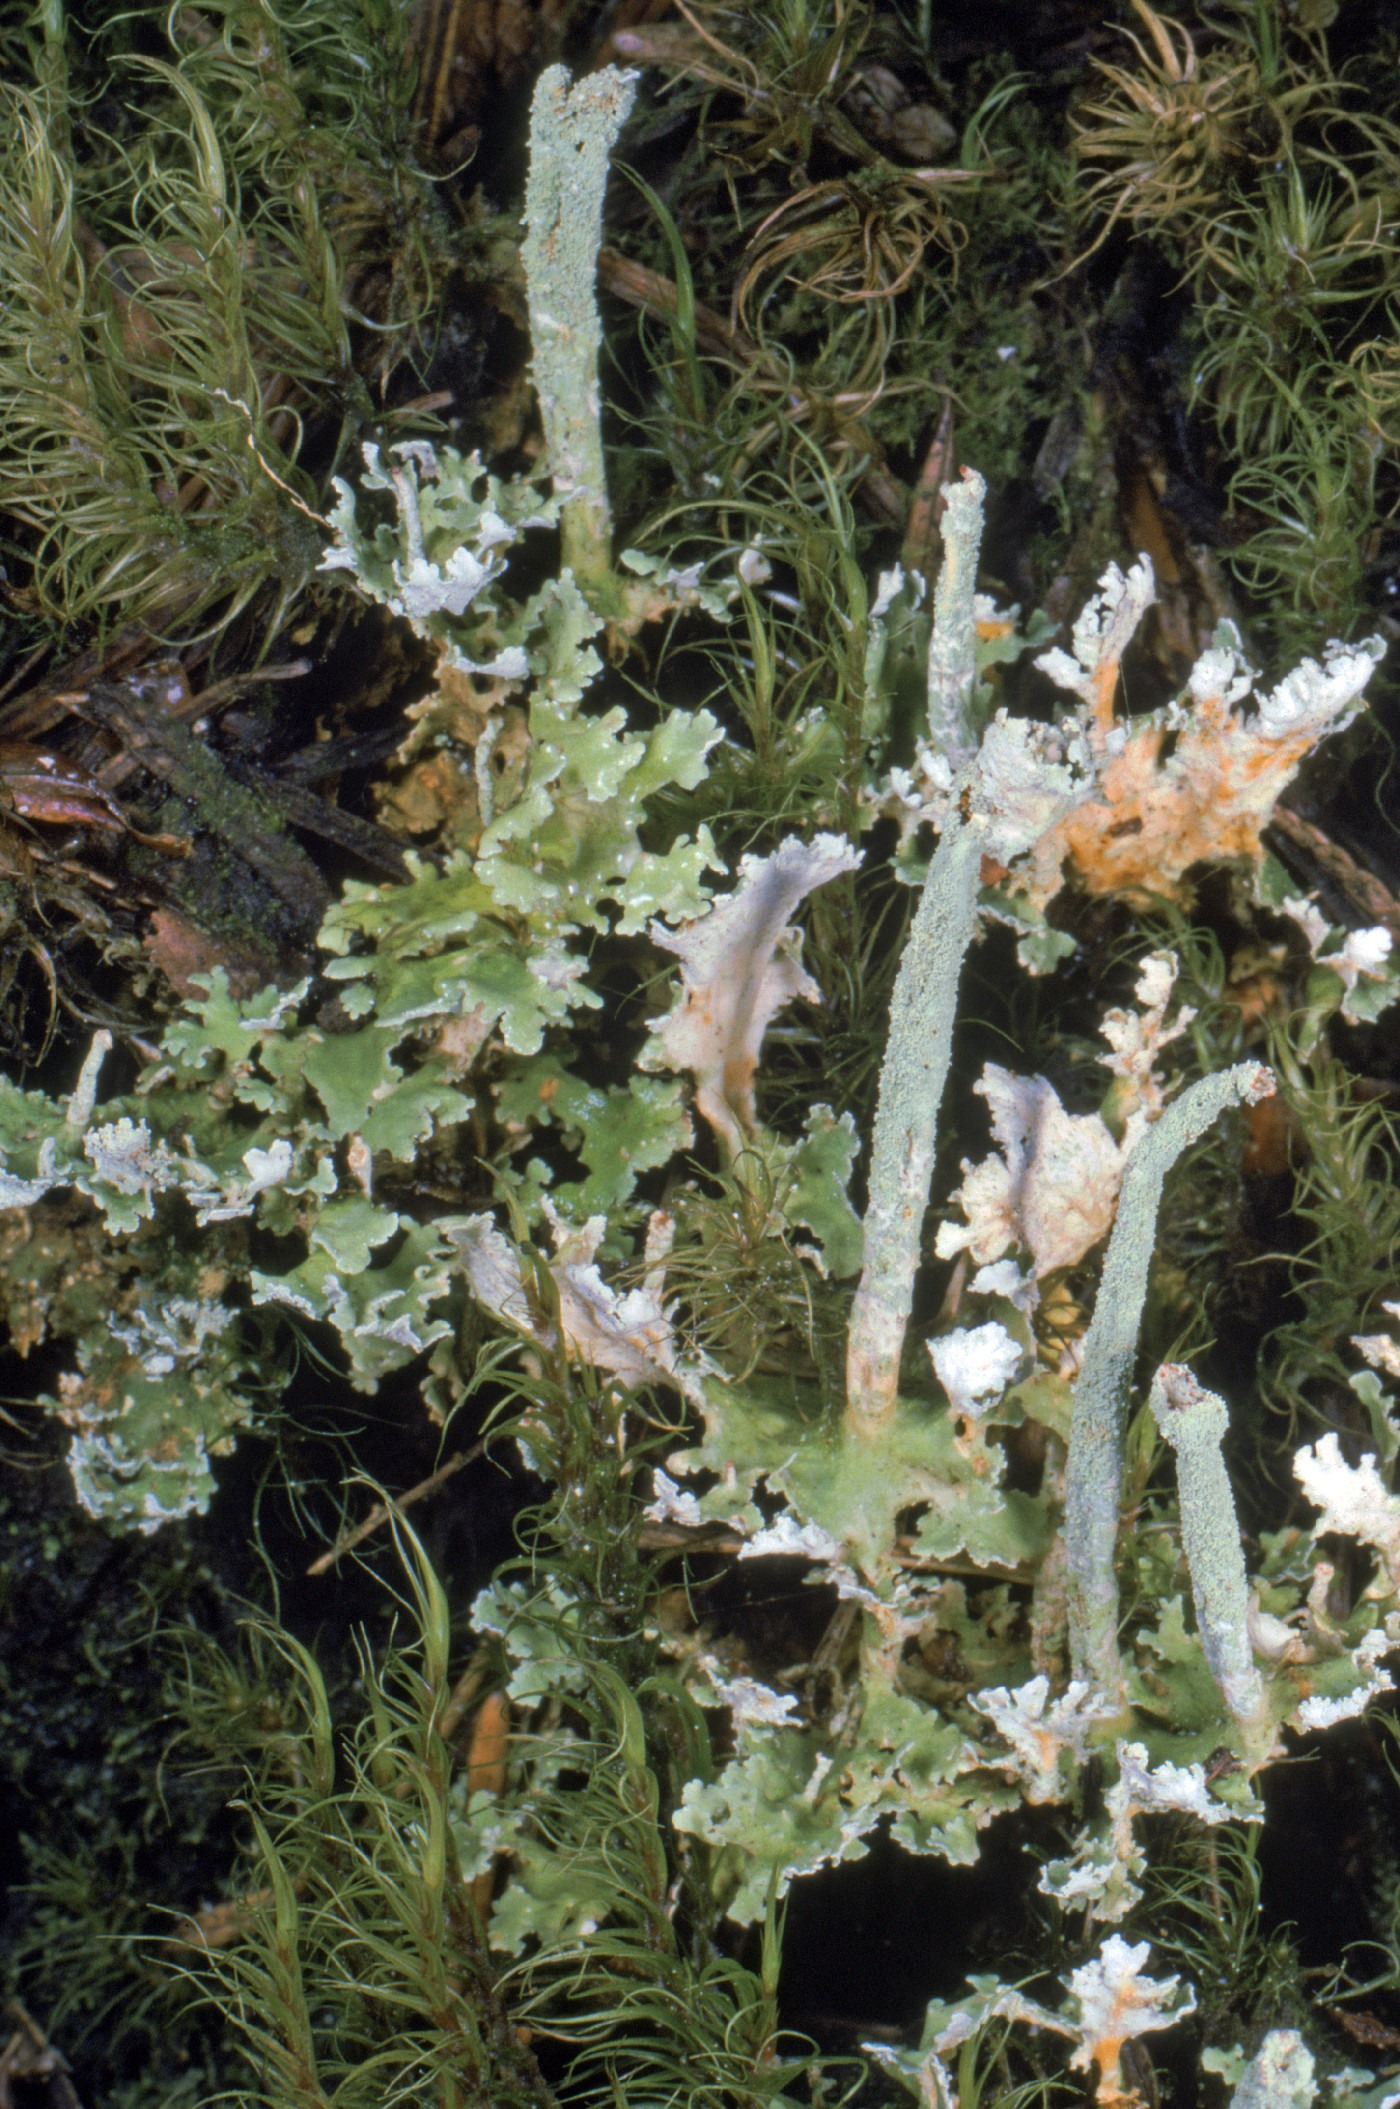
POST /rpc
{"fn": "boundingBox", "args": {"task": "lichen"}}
[1147,1364,1265,1729]
[1064,1062,1275,1698]
[521,65,638,597]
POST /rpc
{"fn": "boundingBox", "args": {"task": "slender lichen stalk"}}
[522,64,637,601]
[1148,1363,1267,1733]
[925,473,985,768]
[1065,1062,1275,1697]
[846,808,984,1435]
[846,471,987,1438]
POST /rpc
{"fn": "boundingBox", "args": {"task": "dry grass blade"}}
[1071,0,1269,256]
[733,166,970,331]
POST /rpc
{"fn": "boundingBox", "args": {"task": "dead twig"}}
[1269,803,1400,944]
[306,1444,486,1575]
[0,2001,85,2109]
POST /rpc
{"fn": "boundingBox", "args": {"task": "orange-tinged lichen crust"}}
[1022,686,1357,907]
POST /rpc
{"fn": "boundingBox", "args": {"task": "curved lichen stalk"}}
[1065,1061,1275,1699]
[1148,1362,1267,1734]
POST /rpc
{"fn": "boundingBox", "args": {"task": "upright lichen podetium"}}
[925,470,986,770]
[1065,1061,1275,1701]
[522,63,638,604]
[846,472,988,1438]
[1148,1363,1267,1735]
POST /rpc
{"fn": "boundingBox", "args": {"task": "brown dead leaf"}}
[427,1010,495,1078]
[391,653,521,765]
[165,1891,278,1953]
[1241,1092,1303,1179]
[463,1688,511,1919]
[901,396,955,591]
[1328,2006,1400,2052]
[382,650,531,847]
[1118,456,1209,675]
[376,749,476,837]
[143,907,277,1001]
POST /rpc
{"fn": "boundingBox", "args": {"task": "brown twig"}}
[1268,803,1400,944]
[306,1444,486,1575]
[901,392,955,589]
